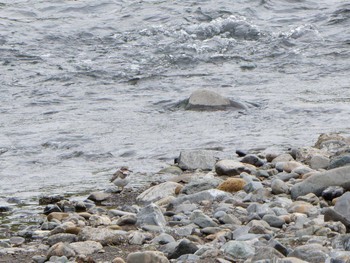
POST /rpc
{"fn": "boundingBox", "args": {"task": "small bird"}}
[110,166,131,191]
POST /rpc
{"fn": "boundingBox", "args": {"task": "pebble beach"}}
[2,133,350,262]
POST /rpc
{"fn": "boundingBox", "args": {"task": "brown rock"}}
[113,258,126,263]
[217,178,246,193]
[47,212,69,222]
[65,226,81,235]
[78,212,93,220]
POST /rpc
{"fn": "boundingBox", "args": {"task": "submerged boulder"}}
[183,89,246,111]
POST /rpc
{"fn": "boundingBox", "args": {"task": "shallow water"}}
[1,0,350,199]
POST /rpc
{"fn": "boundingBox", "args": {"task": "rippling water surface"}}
[1,0,350,198]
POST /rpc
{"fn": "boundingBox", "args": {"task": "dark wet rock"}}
[215,160,255,176]
[322,186,344,201]
[236,149,247,157]
[241,154,265,167]
[183,89,246,111]
[329,154,350,169]
[262,214,285,228]
[168,239,199,259]
[43,204,62,215]
[39,195,66,205]
[177,150,217,171]
[137,203,166,229]
[291,166,350,199]
[127,251,169,263]
[287,244,328,263]
[269,239,290,256]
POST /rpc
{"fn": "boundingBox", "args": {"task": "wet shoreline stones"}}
[3,133,350,262]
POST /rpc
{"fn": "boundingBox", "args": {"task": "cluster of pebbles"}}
[3,133,350,262]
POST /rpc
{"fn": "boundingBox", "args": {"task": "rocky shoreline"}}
[2,133,350,262]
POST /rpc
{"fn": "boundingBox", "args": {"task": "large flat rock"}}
[291,166,350,199]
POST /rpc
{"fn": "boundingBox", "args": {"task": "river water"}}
[1,0,350,199]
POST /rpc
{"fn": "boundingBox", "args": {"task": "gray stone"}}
[177,254,200,262]
[78,226,127,245]
[262,214,285,228]
[9,236,25,246]
[241,154,265,167]
[290,166,350,199]
[47,242,76,258]
[47,233,77,246]
[271,178,289,194]
[181,178,223,195]
[296,193,319,205]
[169,189,231,207]
[174,202,198,214]
[87,191,111,203]
[329,154,350,169]
[177,150,217,171]
[137,203,166,229]
[137,182,182,203]
[309,155,330,170]
[190,210,218,228]
[126,251,169,263]
[129,231,147,245]
[215,160,255,176]
[231,226,250,240]
[250,246,284,261]
[276,172,299,182]
[48,256,69,263]
[218,213,241,225]
[244,181,263,193]
[168,239,199,259]
[69,241,103,255]
[221,240,255,260]
[174,224,195,237]
[334,192,350,218]
[32,255,47,263]
[184,89,246,111]
[287,244,328,263]
[117,214,137,226]
[276,258,308,263]
[271,154,294,164]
